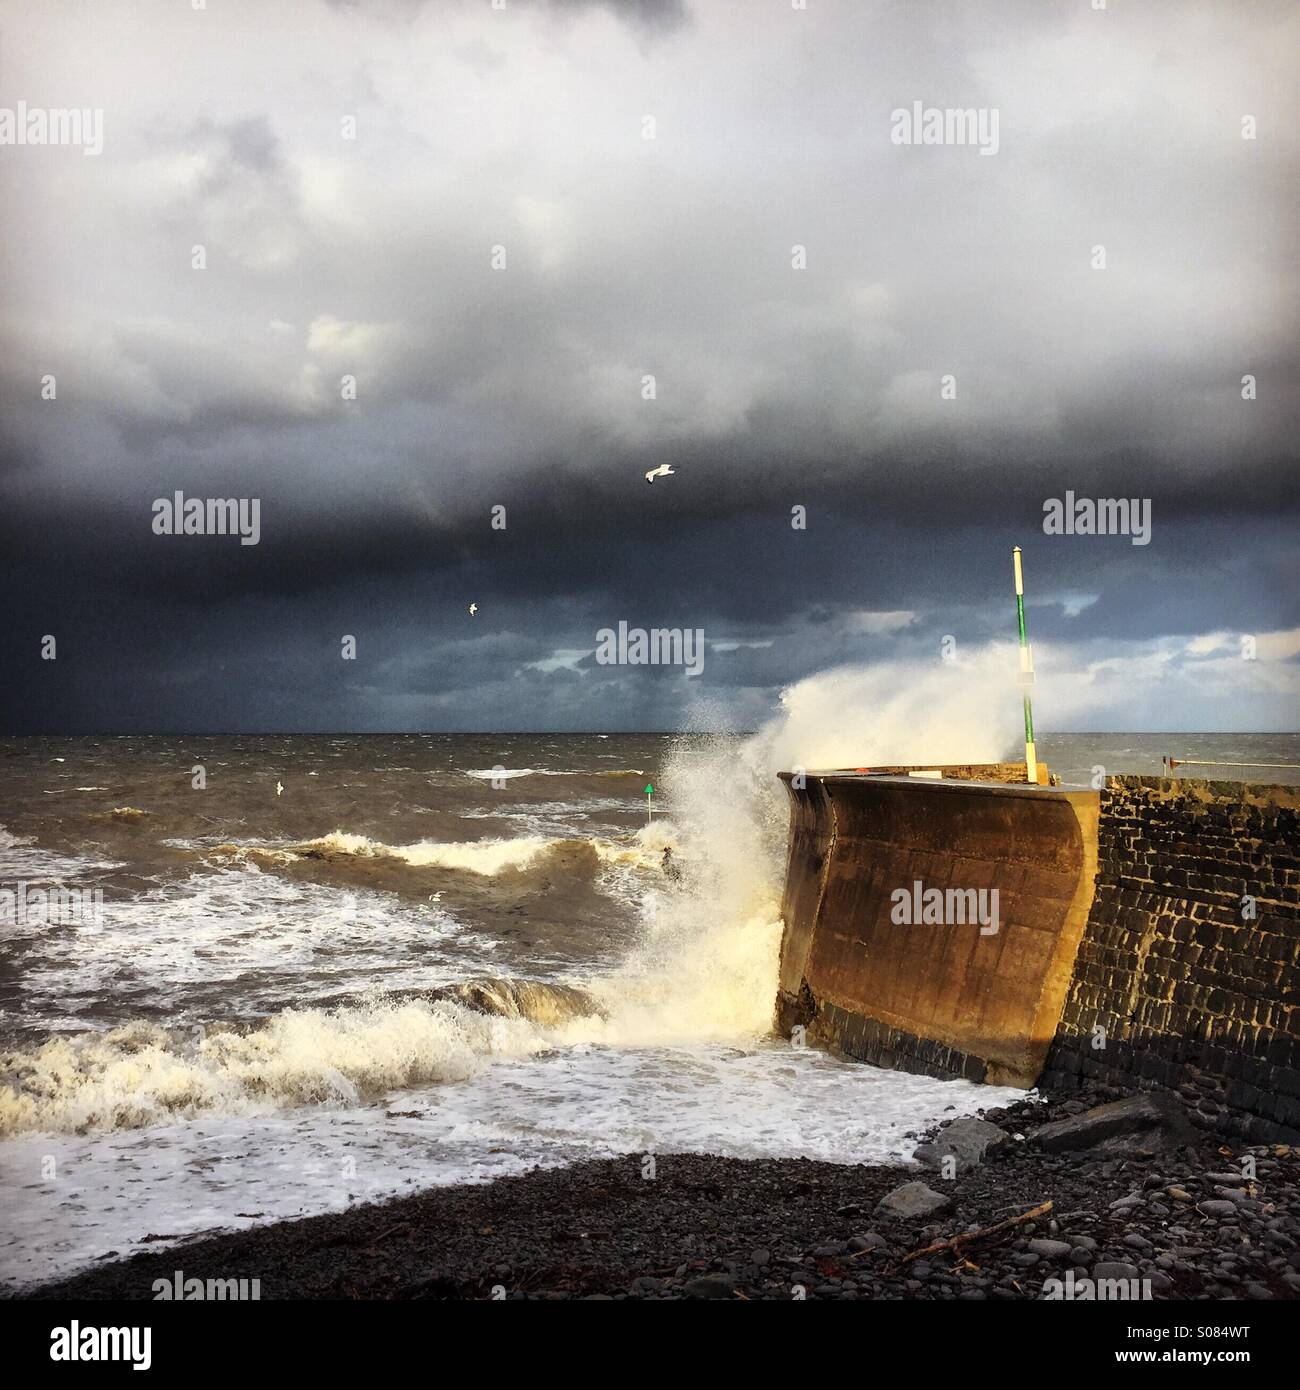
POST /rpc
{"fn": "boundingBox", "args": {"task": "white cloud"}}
[844,611,915,636]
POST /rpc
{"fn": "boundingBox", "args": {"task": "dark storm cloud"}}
[332,0,691,29]
[0,0,1296,732]
[547,0,688,30]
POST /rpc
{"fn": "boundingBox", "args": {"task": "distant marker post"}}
[645,782,654,825]
[1013,546,1038,784]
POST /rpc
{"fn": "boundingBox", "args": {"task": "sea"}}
[1,729,1296,1287]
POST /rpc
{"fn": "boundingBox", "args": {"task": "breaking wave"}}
[0,647,1034,1139]
[211,830,676,876]
[464,768,644,779]
[288,831,559,874]
[0,974,616,1139]
[0,999,551,1139]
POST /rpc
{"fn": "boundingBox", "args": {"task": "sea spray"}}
[761,644,1025,772]
[0,645,1045,1137]
[572,746,786,1045]
[569,644,1028,1047]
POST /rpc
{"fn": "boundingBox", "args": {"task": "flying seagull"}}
[645,465,676,484]
[468,603,478,616]
[275,781,284,796]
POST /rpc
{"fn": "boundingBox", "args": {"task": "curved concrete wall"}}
[775,772,1099,1087]
[775,770,1300,1141]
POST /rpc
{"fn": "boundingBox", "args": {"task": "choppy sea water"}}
[1,730,1295,1286]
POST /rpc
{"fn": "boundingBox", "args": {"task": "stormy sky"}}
[1,0,1296,734]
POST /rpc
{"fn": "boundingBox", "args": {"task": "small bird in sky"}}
[468,602,478,616]
[275,781,284,796]
[645,464,676,484]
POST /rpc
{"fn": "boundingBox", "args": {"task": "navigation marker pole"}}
[1013,547,1038,785]
[645,782,655,825]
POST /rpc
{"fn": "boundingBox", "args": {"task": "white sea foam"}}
[281,829,670,876]
[0,647,1037,1142]
[0,1044,1024,1287]
[0,998,550,1139]
[0,825,122,881]
[0,648,1056,1290]
[464,768,644,779]
[4,866,491,1034]
[289,831,559,874]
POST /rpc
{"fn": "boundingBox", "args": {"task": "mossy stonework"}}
[1041,776,1300,1143]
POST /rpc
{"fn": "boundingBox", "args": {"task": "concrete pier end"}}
[775,770,1098,1087]
[774,768,1300,1141]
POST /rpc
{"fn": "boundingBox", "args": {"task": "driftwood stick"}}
[369,1222,412,1246]
[862,1200,1052,1272]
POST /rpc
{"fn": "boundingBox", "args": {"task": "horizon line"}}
[2,730,1297,740]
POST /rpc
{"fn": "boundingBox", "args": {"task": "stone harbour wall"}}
[1040,776,1300,1144]
[776,770,1300,1142]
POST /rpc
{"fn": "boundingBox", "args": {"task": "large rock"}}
[1028,1238,1073,1260]
[914,1117,1009,1173]
[1032,1092,1198,1155]
[682,1273,736,1299]
[874,1181,953,1222]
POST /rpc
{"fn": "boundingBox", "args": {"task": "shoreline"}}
[13,1088,1299,1301]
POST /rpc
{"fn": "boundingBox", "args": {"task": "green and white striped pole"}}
[1013,546,1038,784]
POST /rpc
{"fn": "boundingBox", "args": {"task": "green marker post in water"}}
[645,782,654,825]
